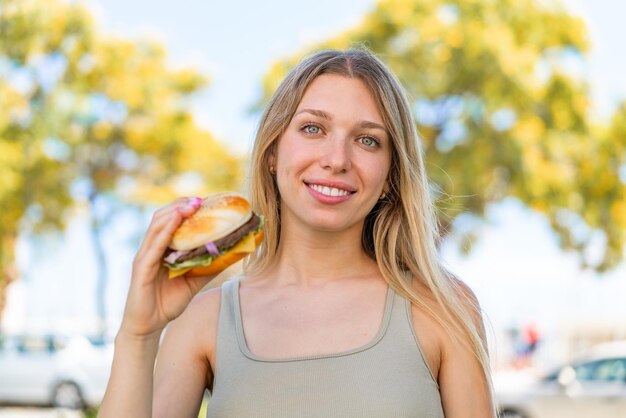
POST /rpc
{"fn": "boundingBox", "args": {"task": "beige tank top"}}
[206,277,444,418]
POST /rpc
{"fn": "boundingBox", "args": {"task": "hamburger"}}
[163,192,264,279]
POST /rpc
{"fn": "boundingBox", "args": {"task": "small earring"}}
[269,165,276,175]
[379,191,387,200]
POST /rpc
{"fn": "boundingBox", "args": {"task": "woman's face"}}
[273,74,392,236]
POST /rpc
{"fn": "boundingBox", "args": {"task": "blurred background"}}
[1,0,625,416]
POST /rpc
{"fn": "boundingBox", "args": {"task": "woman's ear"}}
[268,153,276,175]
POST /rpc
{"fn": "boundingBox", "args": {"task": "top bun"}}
[169,192,252,251]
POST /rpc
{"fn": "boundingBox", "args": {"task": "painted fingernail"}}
[187,196,202,207]
[180,197,201,212]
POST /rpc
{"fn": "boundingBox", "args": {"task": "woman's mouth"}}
[304,181,356,203]
[306,183,352,197]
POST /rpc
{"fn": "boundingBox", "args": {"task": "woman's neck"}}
[266,222,380,287]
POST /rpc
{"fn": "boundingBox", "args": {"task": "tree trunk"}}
[0,265,17,329]
[0,236,18,329]
[87,192,108,338]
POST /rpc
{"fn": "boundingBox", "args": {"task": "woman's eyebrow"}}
[358,120,387,132]
[294,108,332,120]
[295,108,387,133]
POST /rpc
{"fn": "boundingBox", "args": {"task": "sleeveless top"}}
[205,277,444,418]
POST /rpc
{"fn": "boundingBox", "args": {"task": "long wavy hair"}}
[244,48,494,411]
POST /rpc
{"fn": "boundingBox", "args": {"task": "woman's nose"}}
[318,136,352,173]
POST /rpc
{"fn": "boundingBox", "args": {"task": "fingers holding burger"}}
[163,192,264,279]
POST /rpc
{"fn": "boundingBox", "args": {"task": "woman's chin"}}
[301,218,363,235]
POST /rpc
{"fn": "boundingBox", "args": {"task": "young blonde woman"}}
[99,48,496,418]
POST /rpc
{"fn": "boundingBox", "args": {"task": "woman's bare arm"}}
[98,198,217,418]
[98,330,162,417]
[152,288,221,418]
[438,283,495,418]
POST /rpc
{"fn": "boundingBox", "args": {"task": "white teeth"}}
[309,184,351,197]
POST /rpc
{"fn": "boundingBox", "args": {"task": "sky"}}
[564,0,626,119]
[3,0,626,366]
[82,0,626,154]
[89,0,382,154]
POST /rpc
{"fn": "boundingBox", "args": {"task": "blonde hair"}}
[245,48,494,411]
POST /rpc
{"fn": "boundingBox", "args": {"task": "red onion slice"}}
[164,250,189,264]
[205,242,219,256]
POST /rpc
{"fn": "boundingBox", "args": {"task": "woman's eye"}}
[303,124,321,134]
[359,136,379,148]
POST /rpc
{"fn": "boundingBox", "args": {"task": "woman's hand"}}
[119,197,217,340]
[99,197,216,418]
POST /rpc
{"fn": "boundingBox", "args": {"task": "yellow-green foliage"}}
[259,0,624,272]
[0,0,242,305]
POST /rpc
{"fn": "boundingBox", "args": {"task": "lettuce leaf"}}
[164,215,264,270]
[164,254,214,270]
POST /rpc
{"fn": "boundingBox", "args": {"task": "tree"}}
[0,0,242,329]
[259,0,624,272]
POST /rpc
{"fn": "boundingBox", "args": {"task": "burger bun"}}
[170,192,252,251]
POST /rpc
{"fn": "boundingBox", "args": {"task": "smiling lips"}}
[307,183,352,197]
[305,181,356,203]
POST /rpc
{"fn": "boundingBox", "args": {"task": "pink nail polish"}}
[187,197,202,207]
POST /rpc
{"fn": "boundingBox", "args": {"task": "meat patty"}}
[174,213,261,263]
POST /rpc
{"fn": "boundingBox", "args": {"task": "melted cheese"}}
[167,232,257,279]
[230,232,256,254]
[168,267,193,279]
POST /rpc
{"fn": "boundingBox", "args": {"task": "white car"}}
[0,334,113,409]
[496,341,626,418]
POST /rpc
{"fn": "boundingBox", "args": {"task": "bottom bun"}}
[174,229,264,279]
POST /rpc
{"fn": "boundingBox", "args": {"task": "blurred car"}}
[496,341,626,418]
[0,334,113,409]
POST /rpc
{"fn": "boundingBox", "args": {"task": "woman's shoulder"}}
[441,276,485,342]
[164,286,221,345]
[187,284,222,317]
[407,275,483,379]
[407,278,445,380]
[409,275,481,322]
[166,279,232,373]
[182,275,245,338]
[409,276,493,415]
[185,274,247,335]
[185,273,243,318]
